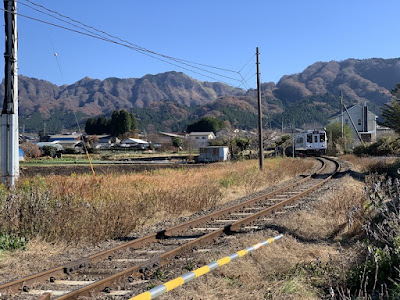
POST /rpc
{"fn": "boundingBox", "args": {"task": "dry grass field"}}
[0,158,313,244]
[1,155,390,299]
[151,175,366,300]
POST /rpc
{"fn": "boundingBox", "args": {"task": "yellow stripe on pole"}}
[193,265,210,277]
[217,256,231,266]
[131,291,151,300]
[164,277,184,291]
[237,250,248,257]
[267,238,275,243]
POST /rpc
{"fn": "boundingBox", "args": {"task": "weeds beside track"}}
[0,157,337,299]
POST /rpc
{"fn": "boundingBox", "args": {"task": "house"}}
[49,133,83,149]
[198,146,229,162]
[95,135,120,149]
[327,103,377,143]
[120,138,150,149]
[188,132,215,148]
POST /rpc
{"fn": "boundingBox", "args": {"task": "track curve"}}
[0,157,339,300]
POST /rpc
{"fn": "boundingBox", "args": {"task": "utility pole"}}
[340,90,344,138]
[256,47,264,170]
[1,0,19,187]
[291,125,295,158]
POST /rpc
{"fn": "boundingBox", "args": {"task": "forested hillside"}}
[5,57,400,133]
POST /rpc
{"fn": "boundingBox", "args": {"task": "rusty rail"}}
[0,157,338,299]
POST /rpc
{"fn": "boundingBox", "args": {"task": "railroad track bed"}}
[0,157,340,300]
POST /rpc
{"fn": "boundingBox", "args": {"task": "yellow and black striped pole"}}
[130,234,283,300]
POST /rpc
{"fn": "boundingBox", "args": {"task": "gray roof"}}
[189,132,215,136]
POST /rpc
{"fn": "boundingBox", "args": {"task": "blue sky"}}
[2,0,399,88]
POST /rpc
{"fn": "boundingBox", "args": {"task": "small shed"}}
[198,146,229,162]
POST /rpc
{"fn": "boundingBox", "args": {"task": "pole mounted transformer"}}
[1,0,19,187]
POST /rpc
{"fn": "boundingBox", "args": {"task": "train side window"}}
[320,133,325,142]
[297,137,303,144]
[307,134,312,143]
[314,135,318,143]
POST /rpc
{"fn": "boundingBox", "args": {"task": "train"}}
[293,129,327,156]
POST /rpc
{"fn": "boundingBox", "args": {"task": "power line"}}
[238,53,256,73]
[19,0,242,82]
[242,64,257,82]
[2,7,241,86]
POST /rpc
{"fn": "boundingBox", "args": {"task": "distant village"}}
[18,102,395,163]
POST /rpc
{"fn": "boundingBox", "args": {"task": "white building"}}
[198,146,229,162]
[120,138,150,149]
[327,103,377,143]
[49,133,82,149]
[188,132,216,148]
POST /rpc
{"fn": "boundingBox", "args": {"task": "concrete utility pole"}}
[256,47,264,170]
[1,0,19,187]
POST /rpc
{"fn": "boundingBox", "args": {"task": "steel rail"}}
[0,158,325,296]
[52,157,339,300]
[0,157,334,299]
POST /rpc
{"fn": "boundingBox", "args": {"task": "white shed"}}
[198,146,229,162]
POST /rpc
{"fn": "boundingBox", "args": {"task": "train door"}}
[295,134,306,151]
[312,131,326,153]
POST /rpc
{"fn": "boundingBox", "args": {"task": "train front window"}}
[314,135,318,143]
[320,133,325,142]
[307,134,312,143]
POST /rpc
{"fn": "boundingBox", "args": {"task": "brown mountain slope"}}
[273,58,400,106]
[3,57,400,132]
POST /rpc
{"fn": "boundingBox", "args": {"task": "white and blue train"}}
[294,129,327,156]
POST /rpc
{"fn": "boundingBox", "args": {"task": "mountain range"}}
[3,57,400,133]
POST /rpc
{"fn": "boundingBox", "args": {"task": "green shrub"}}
[0,234,27,251]
[41,145,57,158]
[353,137,400,157]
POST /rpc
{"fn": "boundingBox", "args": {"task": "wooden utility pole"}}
[1,0,19,187]
[340,90,344,138]
[256,47,264,170]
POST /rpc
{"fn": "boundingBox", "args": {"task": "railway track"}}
[0,157,340,300]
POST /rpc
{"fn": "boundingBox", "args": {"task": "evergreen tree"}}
[110,110,119,136]
[130,112,138,130]
[96,116,108,134]
[380,83,400,134]
[85,118,95,134]
[117,110,132,136]
[187,117,226,133]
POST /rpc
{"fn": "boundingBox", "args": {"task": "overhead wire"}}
[49,38,97,178]
[2,7,240,86]
[18,0,243,84]
[238,53,256,73]
[23,0,238,73]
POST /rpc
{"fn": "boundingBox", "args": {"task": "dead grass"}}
[156,234,337,300]
[340,154,396,173]
[0,158,314,244]
[152,175,366,300]
[274,175,365,240]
